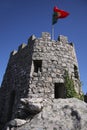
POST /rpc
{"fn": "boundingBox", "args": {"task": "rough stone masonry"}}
[0,32,82,129]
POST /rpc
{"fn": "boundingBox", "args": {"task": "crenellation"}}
[42,32,51,41]
[58,35,68,43]
[10,50,17,56]
[18,43,27,51]
[0,32,83,130]
[28,35,36,44]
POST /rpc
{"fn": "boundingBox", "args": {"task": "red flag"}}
[53,6,69,19]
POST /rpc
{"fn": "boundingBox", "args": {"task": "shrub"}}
[64,70,84,100]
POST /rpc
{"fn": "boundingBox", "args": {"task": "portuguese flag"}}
[52,6,69,25]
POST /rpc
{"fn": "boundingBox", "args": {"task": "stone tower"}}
[0,32,82,129]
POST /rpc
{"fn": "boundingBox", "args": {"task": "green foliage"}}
[64,71,77,98]
[64,70,84,100]
[79,94,84,101]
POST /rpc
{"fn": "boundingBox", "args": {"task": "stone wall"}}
[0,32,82,129]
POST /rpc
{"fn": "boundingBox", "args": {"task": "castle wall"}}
[29,33,80,99]
[0,32,81,129]
[0,36,35,128]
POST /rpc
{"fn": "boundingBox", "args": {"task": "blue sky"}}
[0,0,87,94]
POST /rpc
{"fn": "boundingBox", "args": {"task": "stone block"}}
[58,35,68,43]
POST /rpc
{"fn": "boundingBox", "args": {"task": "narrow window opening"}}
[34,60,42,73]
[74,65,79,79]
[54,83,65,99]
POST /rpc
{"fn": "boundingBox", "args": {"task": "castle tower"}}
[0,32,82,129]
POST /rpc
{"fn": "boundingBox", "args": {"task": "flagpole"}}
[52,24,54,40]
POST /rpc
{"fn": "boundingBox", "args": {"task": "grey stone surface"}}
[5,98,87,130]
[0,32,82,129]
[8,118,26,127]
[18,98,43,116]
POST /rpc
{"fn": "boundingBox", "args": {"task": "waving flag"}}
[52,6,69,25]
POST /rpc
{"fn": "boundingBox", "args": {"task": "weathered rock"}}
[21,98,43,112]
[6,98,87,130]
[9,119,26,127]
[5,119,26,130]
[17,98,43,118]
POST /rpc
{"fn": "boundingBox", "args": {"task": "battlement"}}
[18,43,27,51]
[10,32,74,57]
[3,32,80,94]
[10,50,18,56]
[42,32,51,40]
[58,35,68,43]
[28,34,36,43]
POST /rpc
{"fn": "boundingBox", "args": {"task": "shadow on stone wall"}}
[0,36,35,130]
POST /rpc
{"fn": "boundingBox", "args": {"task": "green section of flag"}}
[52,12,58,25]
